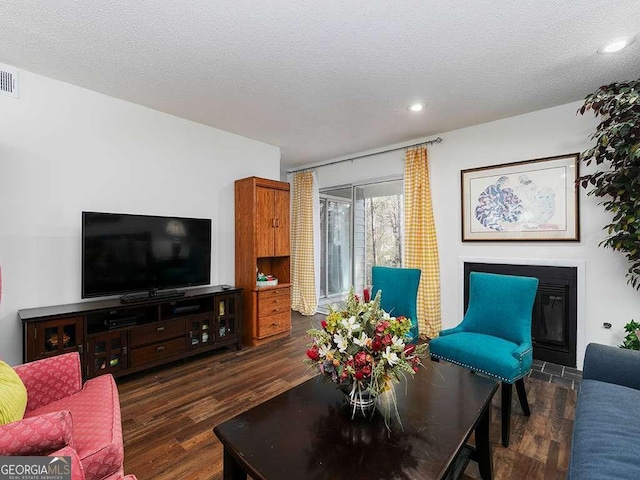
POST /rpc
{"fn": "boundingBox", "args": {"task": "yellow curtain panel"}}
[291,171,317,315]
[404,147,441,338]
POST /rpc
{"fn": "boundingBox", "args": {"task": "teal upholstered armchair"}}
[429,271,539,447]
[371,266,421,344]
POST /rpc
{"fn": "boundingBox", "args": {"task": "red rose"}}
[355,371,364,380]
[306,346,320,361]
[376,320,390,333]
[371,337,383,351]
[355,351,367,365]
[363,288,370,303]
[382,334,392,346]
[321,320,327,329]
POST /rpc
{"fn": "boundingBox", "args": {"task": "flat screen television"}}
[82,212,212,299]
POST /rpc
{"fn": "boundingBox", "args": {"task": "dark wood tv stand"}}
[19,285,242,379]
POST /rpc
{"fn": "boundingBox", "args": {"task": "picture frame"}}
[461,153,580,241]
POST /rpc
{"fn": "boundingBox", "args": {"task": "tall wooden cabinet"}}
[235,177,291,346]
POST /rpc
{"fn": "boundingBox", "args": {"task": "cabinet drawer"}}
[130,319,185,347]
[258,287,290,300]
[258,289,290,317]
[257,312,291,338]
[130,337,185,368]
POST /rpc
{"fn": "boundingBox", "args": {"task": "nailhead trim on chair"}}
[515,346,532,376]
[430,353,528,384]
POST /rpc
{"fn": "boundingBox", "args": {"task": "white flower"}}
[382,346,399,366]
[318,344,333,358]
[353,331,369,347]
[333,332,349,353]
[341,316,361,338]
[391,335,405,350]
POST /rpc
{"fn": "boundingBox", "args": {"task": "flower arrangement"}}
[305,287,428,424]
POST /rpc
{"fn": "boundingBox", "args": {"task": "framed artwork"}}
[461,153,580,241]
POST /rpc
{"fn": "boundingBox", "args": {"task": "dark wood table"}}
[214,361,499,480]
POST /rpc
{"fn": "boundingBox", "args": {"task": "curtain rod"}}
[285,137,443,174]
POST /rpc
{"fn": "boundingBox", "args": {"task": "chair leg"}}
[501,382,512,448]
[515,378,530,416]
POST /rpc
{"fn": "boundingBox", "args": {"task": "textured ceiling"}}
[1,1,639,168]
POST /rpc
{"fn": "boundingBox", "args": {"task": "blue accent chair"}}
[371,266,421,343]
[429,271,539,447]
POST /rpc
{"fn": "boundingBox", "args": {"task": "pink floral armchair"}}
[0,353,136,480]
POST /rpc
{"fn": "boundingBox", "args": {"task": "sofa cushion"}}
[0,410,74,455]
[15,352,83,413]
[0,361,27,425]
[25,374,124,480]
[569,379,640,480]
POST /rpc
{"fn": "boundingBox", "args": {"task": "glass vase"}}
[340,384,376,419]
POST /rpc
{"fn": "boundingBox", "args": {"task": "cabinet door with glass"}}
[187,313,214,350]
[28,316,84,361]
[86,330,128,378]
[215,294,239,343]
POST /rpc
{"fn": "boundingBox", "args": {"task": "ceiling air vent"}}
[0,64,18,98]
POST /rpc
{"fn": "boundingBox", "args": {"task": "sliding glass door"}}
[319,187,352,300]
[318,179,403,305]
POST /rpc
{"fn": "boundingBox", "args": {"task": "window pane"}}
[320,198,326,296]
[358,180,404,286]
[320,188,352,299]
[327,200,351,296]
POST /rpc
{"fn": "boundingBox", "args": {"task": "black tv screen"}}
[82,212,211,298]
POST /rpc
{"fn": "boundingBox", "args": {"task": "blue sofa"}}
[568,343,640,479]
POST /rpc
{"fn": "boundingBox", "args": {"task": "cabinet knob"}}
[156,345,165,352]
[157,326,165,332]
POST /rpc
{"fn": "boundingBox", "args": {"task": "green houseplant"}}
[620,320,640,350]
[578,79,640,289]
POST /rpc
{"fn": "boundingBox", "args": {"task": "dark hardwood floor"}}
[117,311,576,480]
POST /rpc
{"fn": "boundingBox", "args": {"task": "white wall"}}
[314,101,640,369]
[0,69,280,366]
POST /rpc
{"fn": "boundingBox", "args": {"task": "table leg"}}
[475,404,493,480]
[223,447,247,480]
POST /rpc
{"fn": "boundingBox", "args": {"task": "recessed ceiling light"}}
[598,37,635,54]
[409,103,424,112]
